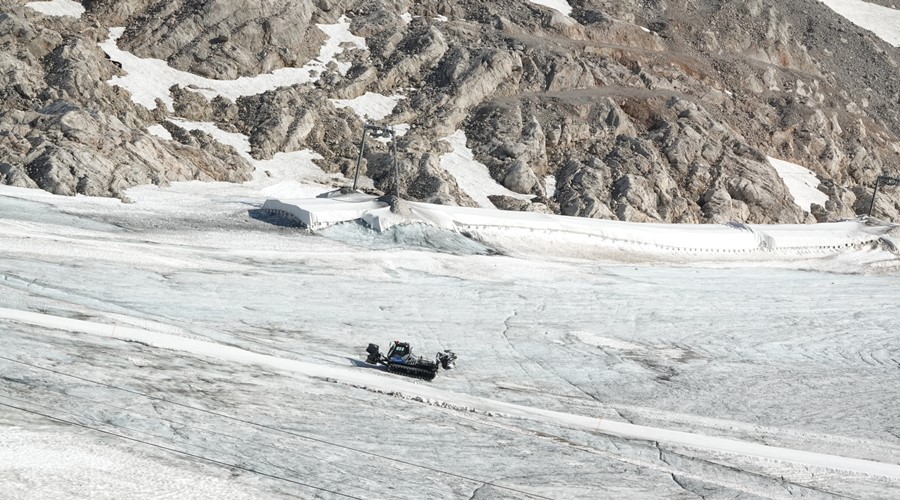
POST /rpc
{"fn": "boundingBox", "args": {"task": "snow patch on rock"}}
[439,130,534,209]
[168,118,335,194]
[768,157,829,212]
[818,0,900,47]
[330,92,405,121]
[24,0,84,18]
[544,175,557,198]
[528,0,573,16]
[145,124,172,141]
[101,16,366,111]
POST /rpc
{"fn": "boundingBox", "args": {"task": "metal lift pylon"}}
[352,123,400,197]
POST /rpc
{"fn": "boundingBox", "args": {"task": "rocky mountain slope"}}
[2,0,899,223]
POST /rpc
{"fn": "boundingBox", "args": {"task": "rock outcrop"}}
[0,4,253,197]
[1,0,899,221]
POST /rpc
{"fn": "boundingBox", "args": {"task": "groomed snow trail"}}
[4,306,900,481]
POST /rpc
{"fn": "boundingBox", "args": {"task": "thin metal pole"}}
[352,128,368,191]
[391,130,399,197]
[868,177,881,217]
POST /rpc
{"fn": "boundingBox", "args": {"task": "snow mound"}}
[262,195,900,268]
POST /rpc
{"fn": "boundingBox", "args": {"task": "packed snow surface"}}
[24,0,84,17]
[4,305,900,480]
[1,180,899,498]
[0,425,264,499]
[4,11,900,495]
[768,156,830,212]
[100,16,365,110]
[818,0,900,46]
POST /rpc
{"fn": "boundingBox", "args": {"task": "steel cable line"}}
[0,353,554,500]
[0,392,386,499]
[0,396,366,500]
[0,378,460,499]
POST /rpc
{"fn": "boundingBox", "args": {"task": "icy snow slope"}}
[1,186,900,498]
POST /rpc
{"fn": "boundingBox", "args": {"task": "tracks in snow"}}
[2,306,900,484]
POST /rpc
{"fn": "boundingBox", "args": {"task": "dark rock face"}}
[1,0,899,221]
[235,86,359,166]
[117,0,323,79]
[0,3,253,198]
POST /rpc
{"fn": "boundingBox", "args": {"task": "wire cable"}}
[0,382,457,499]
[0,397,365,500]
[0,354,553,500]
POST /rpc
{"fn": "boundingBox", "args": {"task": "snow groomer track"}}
[4,306,900,482]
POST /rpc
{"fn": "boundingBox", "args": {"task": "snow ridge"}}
[262,195,898,269]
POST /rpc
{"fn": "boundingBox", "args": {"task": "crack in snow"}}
[670,473,706,499]
[615,409,635,425]
[466,483,487,500]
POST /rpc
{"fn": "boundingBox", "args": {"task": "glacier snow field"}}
[1,187,899,499]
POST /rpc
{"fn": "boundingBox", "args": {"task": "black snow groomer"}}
[365,341,457,380]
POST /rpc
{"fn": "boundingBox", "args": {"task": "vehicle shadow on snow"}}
[346,357,387,371]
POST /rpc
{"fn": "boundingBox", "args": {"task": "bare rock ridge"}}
[1,0,898,222]
[0,5,253,197]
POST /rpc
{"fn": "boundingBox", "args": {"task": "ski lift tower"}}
[352,123,400,197]
[867,174,900,217]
